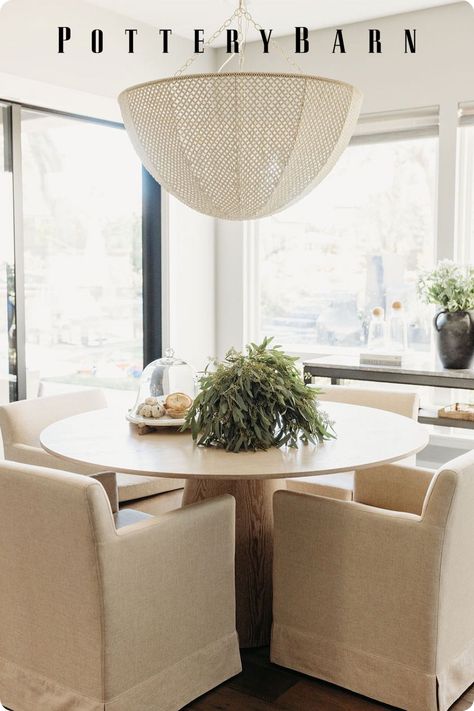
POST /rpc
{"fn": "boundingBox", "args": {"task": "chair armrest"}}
[354,463,435,514]
[8,442,100,476]
[6,442,68,468]
[273,490,443,673]
[90,471,119,513]
[98,495,240,685]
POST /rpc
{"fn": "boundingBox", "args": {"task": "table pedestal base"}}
[182,478,280,648]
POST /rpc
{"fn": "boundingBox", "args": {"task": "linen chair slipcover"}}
[272,450,474,711]
[0,461,241,711]
[0,389,184,514]
[89,471,158,529]
[286,385,419,500]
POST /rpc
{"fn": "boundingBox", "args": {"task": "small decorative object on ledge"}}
[388,300,408,352]
[359,353,402,367]
[367,307,387,351]
[360,306,403,366]
[418,260,474,369]
[438,403,474,421]
[184,338,335,453]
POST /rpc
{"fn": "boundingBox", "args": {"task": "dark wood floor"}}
[186,647,474,711]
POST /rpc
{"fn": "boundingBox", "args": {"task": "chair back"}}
[421,450,474,682]
[318,384,419,419]
[0,389,106,455]
[0,460,115,700]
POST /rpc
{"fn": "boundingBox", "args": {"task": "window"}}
[0,102,161,406]
[20,110,143,400]
[253,109,439,353]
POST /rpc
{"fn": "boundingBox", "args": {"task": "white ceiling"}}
[85,0,461,45]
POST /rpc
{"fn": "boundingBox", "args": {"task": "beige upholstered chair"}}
[0,461,241,711]
[0,389,184,515]
[286,385,419,500]
[272,450,474,711]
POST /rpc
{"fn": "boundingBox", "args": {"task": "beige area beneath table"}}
[41,403,428,647]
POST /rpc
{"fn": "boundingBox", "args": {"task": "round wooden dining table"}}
[41,402,428,648]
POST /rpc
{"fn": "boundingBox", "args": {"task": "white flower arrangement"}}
[417,260,474,313]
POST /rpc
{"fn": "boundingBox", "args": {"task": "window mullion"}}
[142,167,162,365]
[455,127,473,265]
[435,103,459,262]
[10,104,27,401]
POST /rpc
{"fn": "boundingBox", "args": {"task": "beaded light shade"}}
[119,72,362,221]
[119,3,363,221]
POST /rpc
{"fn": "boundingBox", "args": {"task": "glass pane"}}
[257,134,438,353]
[21,110,143,404]
[0,105,16,403]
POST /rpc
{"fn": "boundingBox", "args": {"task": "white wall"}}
[0,0,213,120]
[162,195,216,371]
[215,1,474,357]
[0,0,217,369]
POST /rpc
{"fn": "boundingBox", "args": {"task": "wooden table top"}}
[40,402,428,481]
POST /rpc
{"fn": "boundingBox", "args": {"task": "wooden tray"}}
[438,403,474,421]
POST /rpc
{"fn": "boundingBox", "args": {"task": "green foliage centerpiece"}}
[184,338,335,453]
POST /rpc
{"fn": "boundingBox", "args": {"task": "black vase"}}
[433,310,474,369]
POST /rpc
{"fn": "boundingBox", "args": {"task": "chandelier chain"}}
[174,5,303,77]
[242,9,303,73]
[238,11,244,70]
[175,8,241,76]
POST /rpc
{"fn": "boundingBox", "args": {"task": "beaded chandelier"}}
[119,2,363,221]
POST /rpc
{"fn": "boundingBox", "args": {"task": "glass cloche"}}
[130,348,196,422]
